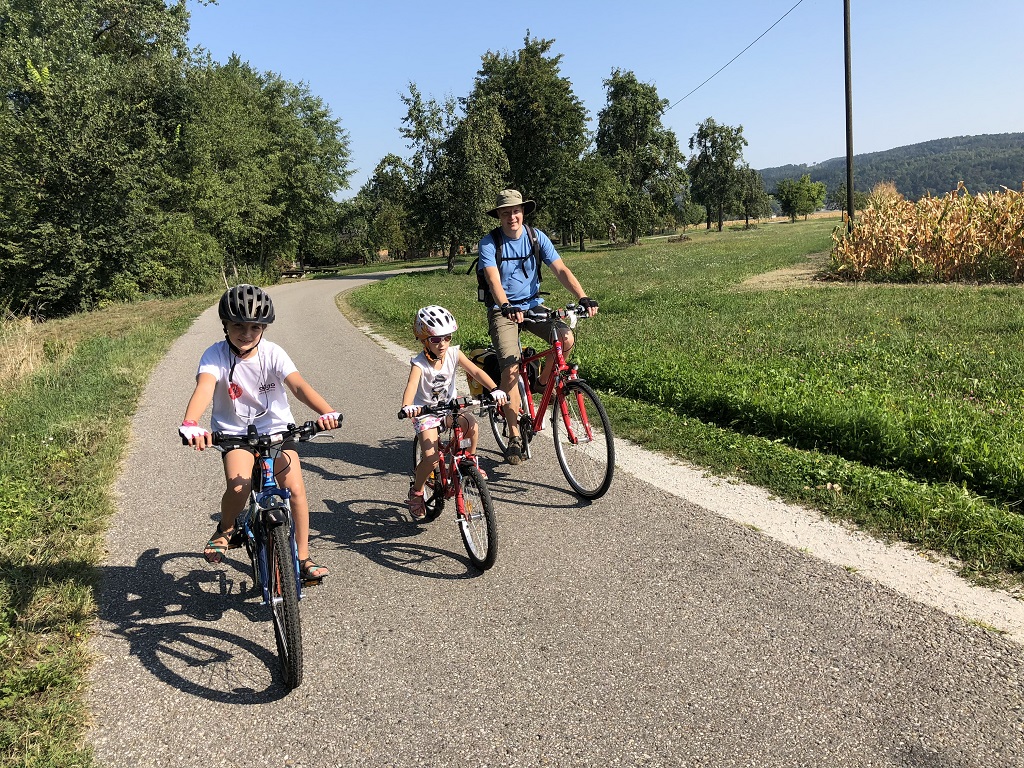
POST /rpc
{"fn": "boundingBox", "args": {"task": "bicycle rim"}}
[456,464,498,570]
[412,434,444,518]
[268,524,303,689]
[552,379,615,499]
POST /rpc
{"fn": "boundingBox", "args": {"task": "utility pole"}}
[844,0,855,231]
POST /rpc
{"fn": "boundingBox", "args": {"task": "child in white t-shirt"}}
[400,305,507,520]
[179,284,340,580]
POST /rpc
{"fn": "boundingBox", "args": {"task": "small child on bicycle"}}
[178,284,341,580]
[401,305,508,520]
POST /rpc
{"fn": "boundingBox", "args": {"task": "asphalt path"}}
[88,275,1024,767]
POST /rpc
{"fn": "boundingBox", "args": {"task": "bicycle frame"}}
[426,413,474,501]
[516,318,589,444]
[241,443,303,605]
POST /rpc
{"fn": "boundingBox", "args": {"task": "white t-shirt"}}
[410,345,460,406]
[197,340,298,435]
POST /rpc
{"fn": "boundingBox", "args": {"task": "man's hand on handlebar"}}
[578,296,599,318]
[500,302,524,323]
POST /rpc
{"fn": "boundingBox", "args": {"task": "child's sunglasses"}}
[428,334,453,344]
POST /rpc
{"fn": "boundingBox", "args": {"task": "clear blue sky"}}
[186,0,1024,197]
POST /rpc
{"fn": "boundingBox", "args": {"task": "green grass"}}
[0,295,213,768]
[348,220,1024,585]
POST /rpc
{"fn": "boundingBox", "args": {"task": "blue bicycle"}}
[190,420,335,689]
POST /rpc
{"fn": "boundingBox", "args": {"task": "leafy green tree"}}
[826,182,868,212]
[687,118,747,231]
[776,174,827,221]
[0,0,193,313]
[468,34,588,229]
[399,84,509,270]
[733,165,771,227]
[548,152,617,251]
[595,69,687,244]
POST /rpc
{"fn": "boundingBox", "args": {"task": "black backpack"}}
[467,225,542,305]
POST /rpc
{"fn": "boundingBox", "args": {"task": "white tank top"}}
[410,345,459,406]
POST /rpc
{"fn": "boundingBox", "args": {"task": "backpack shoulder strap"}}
[525,224,542,282]
[490,226,504,268]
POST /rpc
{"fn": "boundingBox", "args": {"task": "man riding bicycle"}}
[476,189,598,465]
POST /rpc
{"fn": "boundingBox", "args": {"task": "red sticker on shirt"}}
[228,382,243,400]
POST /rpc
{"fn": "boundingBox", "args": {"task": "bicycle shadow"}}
[95,547,291,703]
[311,495,491,581]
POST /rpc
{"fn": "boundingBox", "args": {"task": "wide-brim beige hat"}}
[487,189,536,218]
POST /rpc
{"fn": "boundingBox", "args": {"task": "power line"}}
[666,0,807,112]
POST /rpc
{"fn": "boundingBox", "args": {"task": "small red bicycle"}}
[487,303,615,499]
[398,396,498,570]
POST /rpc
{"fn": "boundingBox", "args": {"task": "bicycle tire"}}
[268,522,303,689]
[551,379,615,499]
[456,463,498,570]
[412,434,444,519]
[489,375,528,453]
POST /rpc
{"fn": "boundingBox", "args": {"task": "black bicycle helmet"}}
[218,284,275,324]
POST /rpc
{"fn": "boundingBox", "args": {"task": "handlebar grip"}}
[398,410,409,420]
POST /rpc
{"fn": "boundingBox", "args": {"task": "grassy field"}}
[348,219,1024,586]
[4,228,1024,765]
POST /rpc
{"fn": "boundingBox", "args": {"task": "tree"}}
[826,182,868,212]
[733,165,771,227]
[595,69,687,244]
[687,118,747,231]
[399,84,509,269]
[468,34,588,229]
[776,174,827,221]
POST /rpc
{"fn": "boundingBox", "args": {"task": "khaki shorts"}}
[487,307,569,372]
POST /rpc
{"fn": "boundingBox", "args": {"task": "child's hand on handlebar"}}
[317,411,342,430]
[489,389,509,406]
[402,404,422,418]
[179,421,212,450]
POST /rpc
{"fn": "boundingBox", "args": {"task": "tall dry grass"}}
[0,314,43,386]
[831,182,1024,281]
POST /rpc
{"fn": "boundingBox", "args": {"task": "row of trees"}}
[1,0,352,317]
[337,37,786,268]
[3,8,831,316]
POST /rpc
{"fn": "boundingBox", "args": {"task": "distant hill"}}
[757,133,1024,200]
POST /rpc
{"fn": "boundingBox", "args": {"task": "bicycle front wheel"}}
[456,464,498,570]
[489,374,528,454]
[552,379,615,499]
[268,523,303,689]
[412,434,444,519]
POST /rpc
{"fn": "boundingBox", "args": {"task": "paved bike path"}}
[89,276,1024,767]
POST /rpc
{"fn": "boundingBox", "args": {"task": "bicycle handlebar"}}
[397,395,492,420]
[521,303,589,324]
[180,418,341,448]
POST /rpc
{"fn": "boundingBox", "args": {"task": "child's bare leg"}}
[413,428,440,492]
[276,448,314,561]
[461,413,480,455]
[220,449,255,531]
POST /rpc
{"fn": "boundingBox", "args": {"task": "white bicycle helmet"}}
[414,305,458,340]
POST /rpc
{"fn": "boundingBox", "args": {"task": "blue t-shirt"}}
[477,226,560,310]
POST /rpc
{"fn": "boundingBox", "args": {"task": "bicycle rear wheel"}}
[489,375,528,453]
[412,434,444,519]
[552,379,615,499]
[456,463,498,570]
[268,522,303,689]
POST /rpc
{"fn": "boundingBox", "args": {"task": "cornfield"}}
[831,182,1024,281]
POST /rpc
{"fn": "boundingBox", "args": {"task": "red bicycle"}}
[487,304,614,499]
[399,397,498,570]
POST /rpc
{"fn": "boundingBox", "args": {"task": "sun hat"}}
[486,189,537,218]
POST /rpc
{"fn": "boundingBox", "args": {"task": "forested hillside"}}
[758,133,1024,200]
